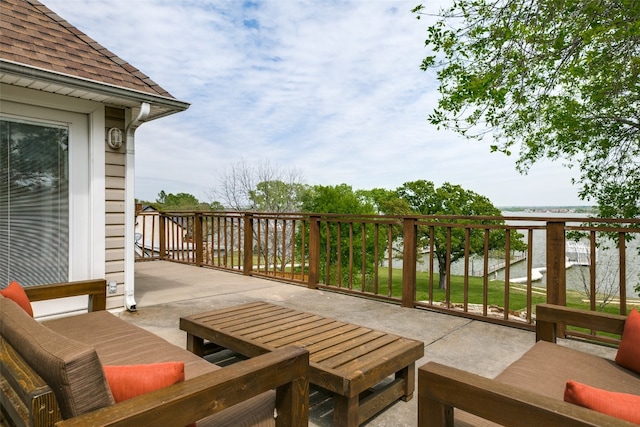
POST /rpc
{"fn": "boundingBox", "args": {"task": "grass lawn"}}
[372,267,626,315]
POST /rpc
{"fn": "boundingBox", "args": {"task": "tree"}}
[249,180,307,212]
[392,180,525,289]
[358,187,412,215]
[156,190,167,204]
[155,191,204,210]
[210,160,306,274]
[300,184,382,287]
[209,200,225,211]
[211,158,306,211]
[413,1,640,217]
[301,184,375,215]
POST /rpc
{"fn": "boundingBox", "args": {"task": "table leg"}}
[186,333,205,357]
[397,363,415,401]
[333,394,359,427]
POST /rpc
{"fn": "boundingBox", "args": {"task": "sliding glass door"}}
[0,118,69,286]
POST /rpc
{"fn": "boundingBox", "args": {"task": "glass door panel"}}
[0,118,69,286]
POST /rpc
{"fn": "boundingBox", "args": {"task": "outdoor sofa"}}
[418,303,640,426]
[0,279,309,427]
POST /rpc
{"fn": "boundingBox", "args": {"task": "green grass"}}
[369,267,627,315]
[251,261,630,316]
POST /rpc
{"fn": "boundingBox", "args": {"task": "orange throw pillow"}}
[616,308,640,374]
[103,362,185,403]
[564,380,640,424]
[1,281,33,317]
[104,362,195,427]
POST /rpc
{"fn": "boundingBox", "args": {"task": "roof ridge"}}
[20,0,173,99]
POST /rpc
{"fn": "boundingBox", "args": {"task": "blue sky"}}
[45,0,585,207]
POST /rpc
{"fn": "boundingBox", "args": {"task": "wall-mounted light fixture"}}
[107,127,123,150]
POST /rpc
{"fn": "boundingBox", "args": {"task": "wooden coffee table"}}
[180,302,424,427]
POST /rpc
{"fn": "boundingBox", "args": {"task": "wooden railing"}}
[135,210,640,331]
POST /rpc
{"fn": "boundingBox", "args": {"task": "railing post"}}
[159,213,166,260]
[402,217,418,308]
[546,221,566,306]
[308,215,320,289]
[194,212,203,266]
[243,213,254,275]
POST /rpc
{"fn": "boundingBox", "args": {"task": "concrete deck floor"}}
[119,261,617,427]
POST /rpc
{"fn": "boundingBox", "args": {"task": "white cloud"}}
[45,0,586,207]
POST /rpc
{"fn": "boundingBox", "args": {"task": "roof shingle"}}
[0,0,175,99]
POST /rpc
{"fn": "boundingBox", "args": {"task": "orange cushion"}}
[1,281,33,317]
[103,362,185,403]
[616,308,640,374]
[104,362,195,427]
[564,380,640,424]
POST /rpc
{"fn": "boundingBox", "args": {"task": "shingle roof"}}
[0,0,174,99]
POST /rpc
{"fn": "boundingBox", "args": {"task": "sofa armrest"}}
[1,337,61,427]
[24,279,107,312]
[55,345,309,427]
[536,304,626,343]
[418,361,636,427]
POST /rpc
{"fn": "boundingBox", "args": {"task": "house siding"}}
[104,107,126,309]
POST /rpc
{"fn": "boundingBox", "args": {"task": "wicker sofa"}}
[418,304,640,426]
[0,280,309,427]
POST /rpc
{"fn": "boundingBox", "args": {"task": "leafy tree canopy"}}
[209,200,225,211]
[358,187,412,215]
[396,180,504,218]
[301,184,376,214]
[299,184,379,286]
[372,180,524,288]
[155,191,208,210]
[249,180,308,212]
[413,1,640,217]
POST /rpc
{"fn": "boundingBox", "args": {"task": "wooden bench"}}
[0,280,309,427]
[180,301,424,427]
[418,304,640,426]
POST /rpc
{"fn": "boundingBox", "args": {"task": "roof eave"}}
[0,59,190,121]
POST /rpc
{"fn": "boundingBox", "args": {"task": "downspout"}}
[123,102,150,311]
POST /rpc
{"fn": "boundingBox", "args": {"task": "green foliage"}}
[301,184,375,215]
[389,180,525,289]
[300,184,382,285]
[155,191,209,210]
[209,200,225,211]
[304,181,524,290]
[249,180,307,212]
[358,188,412,215]
[414,1,640,217]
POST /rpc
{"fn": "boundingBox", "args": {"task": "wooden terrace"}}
[123,260,618,426]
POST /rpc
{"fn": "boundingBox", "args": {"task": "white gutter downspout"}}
[123,102,150,311]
